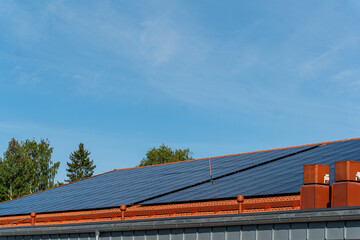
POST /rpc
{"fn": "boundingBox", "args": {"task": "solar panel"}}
[0,144,315,216]
[142,139,360,204]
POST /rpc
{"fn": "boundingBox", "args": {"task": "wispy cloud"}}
[0,1,191,100]
[331,69,360,95]
[12,66,42,86]
[333,70,356,81]
[299,36,360,75]
[0,121,59,136]
[139,17,179,65]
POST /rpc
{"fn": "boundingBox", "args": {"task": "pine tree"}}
[66,143,96,183]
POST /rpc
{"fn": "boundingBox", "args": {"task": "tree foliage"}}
[0,138,60,202]
[22,139,60,192]
[0,139,28,201]
[66,143,96,183]
[139,144,193,166]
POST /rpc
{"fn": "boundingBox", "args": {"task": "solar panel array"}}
[142,139,360,204]
[0,139,359,216]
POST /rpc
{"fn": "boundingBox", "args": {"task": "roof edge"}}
[2,207,360,236]
[114,137,360,171]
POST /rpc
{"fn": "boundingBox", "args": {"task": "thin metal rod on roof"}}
[209,158,219,197]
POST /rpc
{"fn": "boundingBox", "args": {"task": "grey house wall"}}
[1,208,360,240]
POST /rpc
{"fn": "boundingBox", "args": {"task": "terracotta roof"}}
[0,195,300,228]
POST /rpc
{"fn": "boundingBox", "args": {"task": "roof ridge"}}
[114,137,360,172]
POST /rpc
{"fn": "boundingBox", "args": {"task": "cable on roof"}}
[209,158,219,197]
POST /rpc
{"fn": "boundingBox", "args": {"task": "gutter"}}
[1,207,360,236]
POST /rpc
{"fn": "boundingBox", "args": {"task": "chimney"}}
[300,164,330,209]
[332,161,360,207]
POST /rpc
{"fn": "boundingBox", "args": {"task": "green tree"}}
[0,138,59,202]
[139,144,193,166]
[0,138,29,201]
[66,143,96,183]
[21,139,60,193]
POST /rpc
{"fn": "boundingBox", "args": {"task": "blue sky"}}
[1,0,360,182]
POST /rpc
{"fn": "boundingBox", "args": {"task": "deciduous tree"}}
[139,144,193,166]
[22,139,60,193]
[0,138,59,202]
[0,138,29,201]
